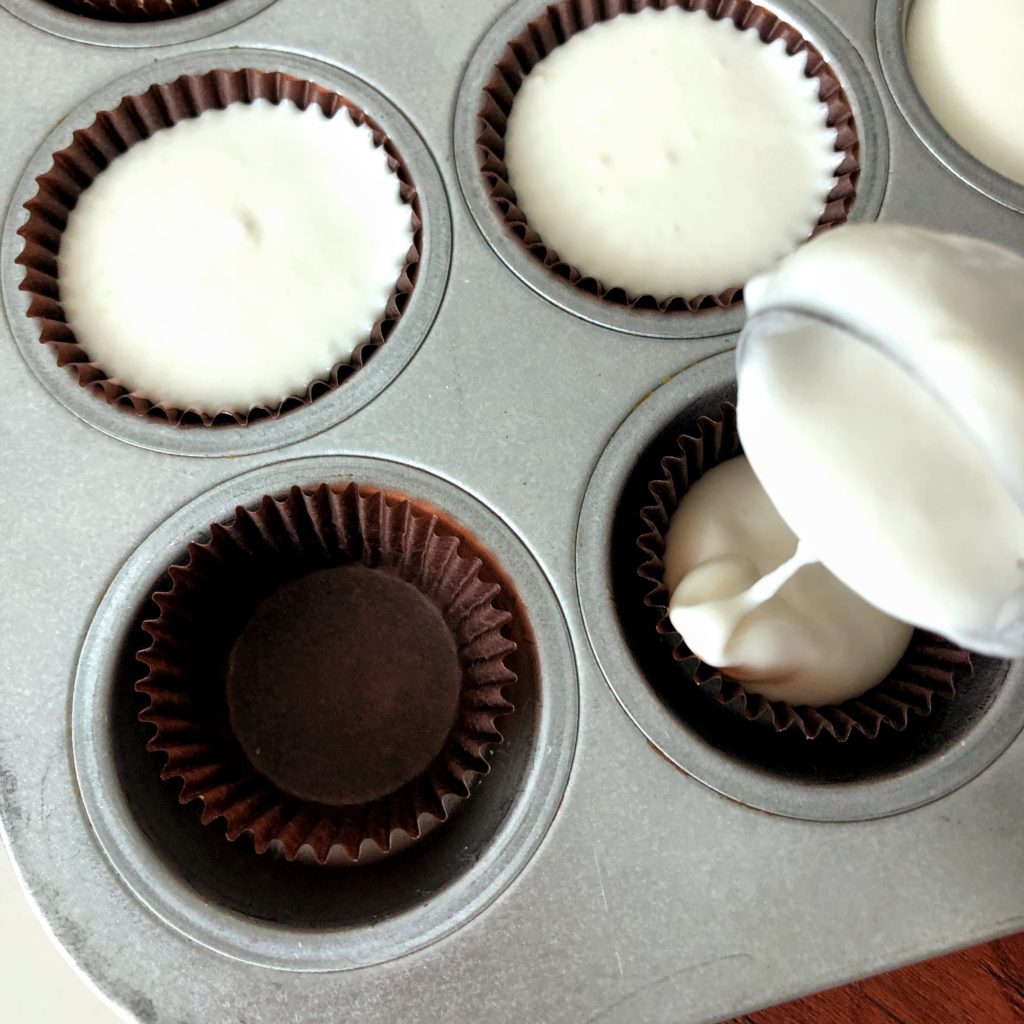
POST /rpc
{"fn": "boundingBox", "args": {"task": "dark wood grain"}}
[728,933,1024,1024]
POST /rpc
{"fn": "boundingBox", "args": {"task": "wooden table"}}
[728,933,1024,1023]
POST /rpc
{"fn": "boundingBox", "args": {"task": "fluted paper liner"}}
[50,0,221,21]
[635,404,973,741]
[17,68,422,427]
[136,483,517,863]
[477,0,860,312]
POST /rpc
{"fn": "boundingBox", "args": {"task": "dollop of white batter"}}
[58,99,413,413]
[503,7,838,299]
[907,0,1024,185]
[739,224,1024,658]
[665,457,912,707]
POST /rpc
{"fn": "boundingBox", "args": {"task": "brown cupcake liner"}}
[17,68,422,427]
[136,483,517,863]
[49,0,220,21]
[635,403,973,741]
[477,0,860,313]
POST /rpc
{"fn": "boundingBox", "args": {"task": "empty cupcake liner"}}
[136,482,517,863]
[48,0,221,21]
[17,68,422,427]
[635,403,973,741]
[476,0,860,313]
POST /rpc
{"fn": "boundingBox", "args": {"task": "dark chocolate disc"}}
[226,564,461,807]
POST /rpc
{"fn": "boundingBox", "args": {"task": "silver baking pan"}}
[1,1,1023,1022]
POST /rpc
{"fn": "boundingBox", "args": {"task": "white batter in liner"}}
[58,99,413,415]
[503,6,839,300]
[663,225,1024,708]
[907,0,1024,186]
[664,455,913,708]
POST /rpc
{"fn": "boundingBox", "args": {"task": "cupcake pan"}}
[1,1,1023,1022]
[1,49,452,456]
[577,350,1024,820]
[16,64,424,431]
[875,0,1024,215]
[632,397,975,745]
[0,0,274,45]
[135,482,519,866]
[454,0,890,340]
[468,0,864,317]
[73,456,577,970]
[49,0,224,23]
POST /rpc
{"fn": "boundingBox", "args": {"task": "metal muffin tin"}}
[875,0,1024,215]
[1,1,1023,1022]
[1,47,453,456]
[73,454,578,972]
[577,349,1024,822]
[454,0,891,341]
[0,0,277,47]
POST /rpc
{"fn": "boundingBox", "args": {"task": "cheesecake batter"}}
[58,99,413,414]
[907,0,1024,185]
[664,456,912,706]
[665,224,1024,703]
[503,6,839,299]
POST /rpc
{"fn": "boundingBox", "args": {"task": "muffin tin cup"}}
[72,455,579,971]
[1,48,452,456]
[474,0,859,315]
[576,350,1024,821]
[634,401,973,741]
[0,0,275,45]
[137,483,518,865]
[875,0,1024,215]
[53,0,221,19]
[454,0,890,340]
[18,67,422,429]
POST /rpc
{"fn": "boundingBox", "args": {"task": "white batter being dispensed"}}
[503,6,839,299]
[664,224,1024,706]
[665,457,913,707]
[58,99,413,414]
[907,0,1024,185]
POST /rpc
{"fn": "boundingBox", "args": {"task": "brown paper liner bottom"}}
[136,483,517,863]
[17,68,422,427]
[635,404,973,741]
[477,0,860,313]
[48,0,221,21]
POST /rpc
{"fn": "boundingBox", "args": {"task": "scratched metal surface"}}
[0,1,1023,1023]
